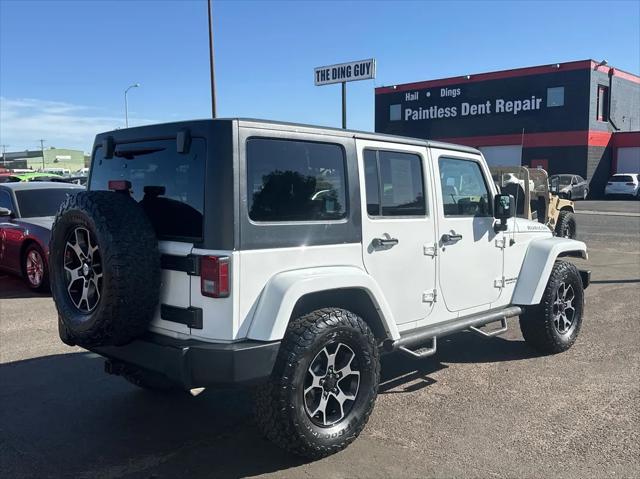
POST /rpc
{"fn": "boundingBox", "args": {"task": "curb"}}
[576,210,640,217]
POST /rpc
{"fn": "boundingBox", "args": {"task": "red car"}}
[0,181,84,291]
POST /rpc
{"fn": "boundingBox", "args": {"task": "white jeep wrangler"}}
[49,119,589,459]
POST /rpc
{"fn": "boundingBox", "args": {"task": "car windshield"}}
[609,175,633,182]
[15,188,80,217]
[554,176,573,187]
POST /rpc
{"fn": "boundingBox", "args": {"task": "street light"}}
[124,83,140,128]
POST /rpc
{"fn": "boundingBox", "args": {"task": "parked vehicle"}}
[604,173,640,199]
[549,174,589,200]
[8,172,63,182]
[49,119,589,459]
[491,166,577,238]
[0,182,84,291]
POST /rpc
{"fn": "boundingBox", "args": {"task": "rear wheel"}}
[520,260,584,354]
[23,243,49,292]
[254,308,379,459]
[555,210,577,239]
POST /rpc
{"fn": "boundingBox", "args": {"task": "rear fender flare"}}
[246,266,399,342]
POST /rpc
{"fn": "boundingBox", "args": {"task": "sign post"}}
[314,58,376,129]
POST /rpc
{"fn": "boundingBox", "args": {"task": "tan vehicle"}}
[490,166,577,239]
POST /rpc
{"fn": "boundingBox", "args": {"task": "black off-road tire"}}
[555,210,577,239]
[254,308,380,459]
[122,367,180,392]
[49,191,160,347]
[520,260,584,354]
[23,243,49,292]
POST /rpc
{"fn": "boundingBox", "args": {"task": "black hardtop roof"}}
[93,118,480,155]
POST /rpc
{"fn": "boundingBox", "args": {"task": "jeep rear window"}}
[246,138,347,222]
[90,138,205,240]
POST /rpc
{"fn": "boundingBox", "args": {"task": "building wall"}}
[589,68,640,132]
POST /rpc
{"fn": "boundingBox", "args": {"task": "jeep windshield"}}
[89,138,206,240]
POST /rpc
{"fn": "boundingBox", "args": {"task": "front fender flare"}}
[246,266,399,342]
[512,237,587,305]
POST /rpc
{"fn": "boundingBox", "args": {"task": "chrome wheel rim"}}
[552,282,576,334]
[26,249,44,287]
[64,227,103,313]
[303,342,361,427]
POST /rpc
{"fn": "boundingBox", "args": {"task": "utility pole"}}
[207,0,217,118]
[0,144,8,166]
[38,139,46,169]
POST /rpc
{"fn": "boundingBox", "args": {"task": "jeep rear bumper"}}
[91,333,280,389]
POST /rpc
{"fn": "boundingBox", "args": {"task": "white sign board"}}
[314,59,376,86]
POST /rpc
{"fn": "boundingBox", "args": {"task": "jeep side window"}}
[439,157,491,217]
[363,149,426,217]
[247,138,347,222]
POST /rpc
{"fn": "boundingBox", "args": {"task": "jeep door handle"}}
[372,237,399,248]
[441,232,463,243]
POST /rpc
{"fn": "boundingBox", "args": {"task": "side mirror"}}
[0,206,13,217]
[493,194,514,232]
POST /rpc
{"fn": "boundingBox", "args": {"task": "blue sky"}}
[1,0,639,152]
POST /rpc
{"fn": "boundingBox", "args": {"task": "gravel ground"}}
[0,210,638,479]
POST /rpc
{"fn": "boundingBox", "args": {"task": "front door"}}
[433,150,503,312]
[356,140,437,326]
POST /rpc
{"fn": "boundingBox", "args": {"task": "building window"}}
[547,86,564,107]
[246,138,347,222]
[389,104,402,121]
[597,85,609,122]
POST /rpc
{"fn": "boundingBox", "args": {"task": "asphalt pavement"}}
[1,205,638,479]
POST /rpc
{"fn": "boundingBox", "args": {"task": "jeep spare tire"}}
[49,191,160,347]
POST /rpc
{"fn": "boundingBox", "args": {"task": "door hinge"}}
[422,289,437,303]
[495,237,506,249]
[494,277,505,288]
[423,243,438,257]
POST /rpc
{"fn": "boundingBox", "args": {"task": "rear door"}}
[356,139,437,326]
[432,149,503,312]
[89,138,207,337]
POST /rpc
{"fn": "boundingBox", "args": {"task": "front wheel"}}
[520,260,584,354]
[254,308,380,459]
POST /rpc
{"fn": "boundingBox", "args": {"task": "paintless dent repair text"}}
[404,94,543,120]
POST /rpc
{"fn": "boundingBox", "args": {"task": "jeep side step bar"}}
[383,306,523,359]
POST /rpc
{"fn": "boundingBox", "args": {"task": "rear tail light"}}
[607,182,612,185]
[200,256,230,298]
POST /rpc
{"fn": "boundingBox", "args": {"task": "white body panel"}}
[430,148,504,312]
[511,236,587,305]
[245,265,399,342]
[238,243,366,340]
[355,139,437,326]
[148,240,193,338]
